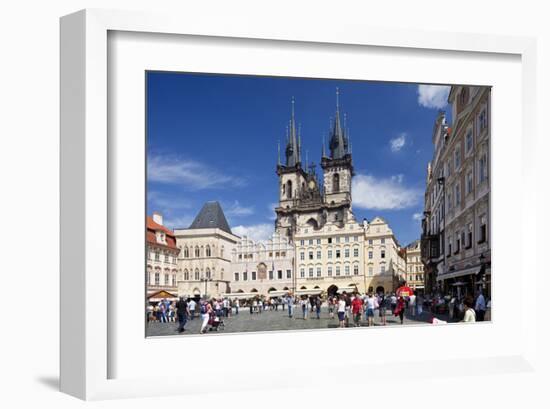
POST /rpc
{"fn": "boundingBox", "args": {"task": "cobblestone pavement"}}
[146,306,457,337]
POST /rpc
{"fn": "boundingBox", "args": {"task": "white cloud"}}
[389,133,406,152]
[148,190,192,212]
[164,215,194,230]
[417,85,451,109]
[267,202,278,220]
[412,212,423,221]
[352,174,423,210]
[225,200,254,217]
[148,154,245,190]
[233,223,274,243]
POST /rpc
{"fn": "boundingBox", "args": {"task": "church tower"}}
[275,98,308,239]
[321,88,355,223]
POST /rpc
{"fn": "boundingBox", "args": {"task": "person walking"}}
[175,296,189,333]
[390,293,397,315]
[199,300,211,334]
[461,296,477,323]
[328,296,335,319]
[234,298,239,315]
[188,298,196,320]
[315,296,322,319]
[337,296,347,328]
[351,294,363,327]
[287,294,294,318]
[409,292,417,317]
[475,291,486,322]
[394,296,406,325]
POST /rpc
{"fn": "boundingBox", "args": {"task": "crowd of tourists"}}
[146,285,489,334]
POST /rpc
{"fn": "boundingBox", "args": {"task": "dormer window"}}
[156,231,166,244]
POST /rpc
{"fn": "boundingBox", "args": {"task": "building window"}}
[316,267,321,277]
[281,251,286,257]
[300,268,305,278]
[479,153,488,183]
[345,236,350,243]
[328,237,333,244]
[345,265,350,275]
[308,268,314,278]
[354,236,358,242]
[455,183,461,206]
[344,248,350,258]
[380,265,385,275]
[368,266,373,276]
[317,250,321,259]
[154,273,160,285]
[455,232,460,254]
[381,238,385,244]
[286,180,292,199]
[478,215,487,243]
[336,237,341,243]
[478,108,488,134]
[467,171,473,194]
[278,270,283,279]
[251,271,257,280]
[368,239,373,245]
[300,252,305,261]
[184,270,189,280]
[243,272,248,281]
[335,266,341,276]
[333,173,340,192]
[317,239,321,245]
[269,252,273,257]
[309,251,314,260]
[353,265,359,275]
[336,249,341,258]
[300,240,304,246]
[286,270,292,279]
[172,275,176,286]
[206,246,211,257]
[206,268,211,279]
[234,272,239,281]
[195,247,200,257]
[368,251,373,259]
[328,266,333,276]
[466,130,473,152]
[353,248,359,257]
[447,239,452,256]
[328,250,333,259]
[308,239,313,245]
[467,223,473,248]
[269,270,274,280]
[155,252,160,261]
[381,250,385,259]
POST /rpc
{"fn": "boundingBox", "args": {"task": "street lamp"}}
[200,275,213,299]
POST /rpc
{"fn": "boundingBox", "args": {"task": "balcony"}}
[420,233,440,262]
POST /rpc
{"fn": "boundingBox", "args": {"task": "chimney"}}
[152,212,163,226]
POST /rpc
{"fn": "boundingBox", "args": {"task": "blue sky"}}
[146,71,451,246]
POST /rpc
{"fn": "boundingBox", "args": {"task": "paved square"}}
[146,306,455,337]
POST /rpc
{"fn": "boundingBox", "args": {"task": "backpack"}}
[200,304,207,314]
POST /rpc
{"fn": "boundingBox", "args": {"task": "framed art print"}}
[60,8,539,400]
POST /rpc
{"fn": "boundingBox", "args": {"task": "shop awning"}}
[148,290,178,302]
[436,266,479,281]
[222,292,260,299]
[268,290,290,296]
[336,287,358,294]
[295,289,323,296]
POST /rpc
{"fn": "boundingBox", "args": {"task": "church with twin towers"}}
[275,89,357,242]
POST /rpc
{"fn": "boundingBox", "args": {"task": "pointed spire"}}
[277,140,281,166]
[322,135,326,158]
[285,97,300,167]
[329,88,346,159]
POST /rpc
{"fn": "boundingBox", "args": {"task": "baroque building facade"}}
[405,240,424,291]
[421,86,491,298]
[146,213,180,298]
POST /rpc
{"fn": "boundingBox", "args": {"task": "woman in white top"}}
[461,296,476,323]
[337,297,347,328]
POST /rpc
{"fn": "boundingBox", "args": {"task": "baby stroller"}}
[208,312,225,331]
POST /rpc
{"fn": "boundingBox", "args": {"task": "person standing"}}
[351,295,363,327]
[328,296,335,319]
[234,298,239,315]
[286,294,294,318]
[394,296,406,324]
[365,293,376,327]
[337,296,347,328]
[475,291,486,322]
[188,298,196,320]
[409,292,417,317]
[390,293,397,314]
[301,297,308,320]
[378,293,389,326]
[461,296,477,323]
[175,296,189,333]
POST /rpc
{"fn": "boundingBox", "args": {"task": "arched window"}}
[333,173,340,192]
[195,246,200,258]
[183,246,189,258]
[184,269,189,281]
[206,268,211,279]
[206,245,211,257]
[286,180,292,199]
[194,268,200,280]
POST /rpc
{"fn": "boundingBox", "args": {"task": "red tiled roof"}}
[146,216,179,251]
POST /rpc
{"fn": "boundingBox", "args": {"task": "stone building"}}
[421,86,491,298]
[405,240,424,291]
[174,202,239,299]
[228,232,294,298]
[146,213,180,299]
[364,217,407,294]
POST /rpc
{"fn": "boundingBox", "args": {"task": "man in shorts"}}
[337,296,347,328]
[365,293,377,326]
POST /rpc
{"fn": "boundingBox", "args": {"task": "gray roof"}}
[189,201,232,234]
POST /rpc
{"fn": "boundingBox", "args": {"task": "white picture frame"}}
[60,8,539,401]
